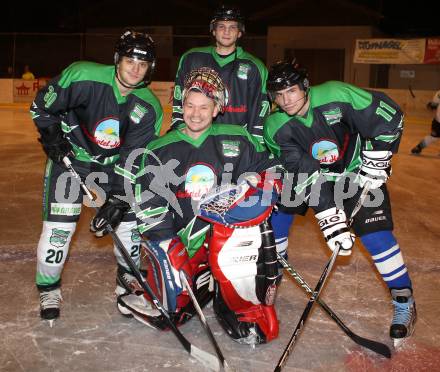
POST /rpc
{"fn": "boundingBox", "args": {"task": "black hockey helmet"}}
[114,30,156,86]
[182,67,228,112]
[209,4,245,33]
[267,60,310,100]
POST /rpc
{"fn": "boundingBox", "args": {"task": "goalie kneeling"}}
[118,67,284,345]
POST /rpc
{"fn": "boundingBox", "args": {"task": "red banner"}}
[424,38,440,64]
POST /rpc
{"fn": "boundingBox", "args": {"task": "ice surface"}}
[0,107,439,371]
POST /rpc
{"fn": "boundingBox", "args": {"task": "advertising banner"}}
[354,38,425,64]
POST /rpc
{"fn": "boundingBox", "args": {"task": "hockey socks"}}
[270,210,294,259]
[360,230,412,290]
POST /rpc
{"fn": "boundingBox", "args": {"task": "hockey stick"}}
[277,254,391,358]
[274,183,372,371]
[180,271,235,372]
[62,157,221,371]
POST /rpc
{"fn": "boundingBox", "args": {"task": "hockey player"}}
[117,67,283,345]
[264,61,416,347]
[411,90,440,155]
[31,30,163,325]
[171,4,270,144]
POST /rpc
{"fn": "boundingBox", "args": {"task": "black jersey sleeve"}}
[31,65,90,131]
[338,85,404,153]
[171,54,188,130]
[245,64,270,145]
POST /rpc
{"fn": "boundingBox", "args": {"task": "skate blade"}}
[47,319,55,328]
[393,337,406,349]
[132,312,157,329]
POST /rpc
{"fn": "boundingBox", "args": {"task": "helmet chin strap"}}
[115,66,146,90]
[284,90,309,116]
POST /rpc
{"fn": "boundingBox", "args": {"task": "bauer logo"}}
[231,254,258,263]
[49,228,70,248]
[133,48,147,55]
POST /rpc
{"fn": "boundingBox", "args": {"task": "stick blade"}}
[351,334,392,358]
[190,345,221,371]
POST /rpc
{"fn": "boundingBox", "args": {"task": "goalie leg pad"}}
[213,283,278,344]
[208,224,279,344]
[132,239,212,329]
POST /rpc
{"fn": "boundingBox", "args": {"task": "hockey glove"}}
[357,150,392,189]
[90,195,130,237]
[38,124,72,164]
[315,207,354,256]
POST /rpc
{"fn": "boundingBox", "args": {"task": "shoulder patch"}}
[322,107,342,125]
[237,63,251,80]
[130,103,148,124]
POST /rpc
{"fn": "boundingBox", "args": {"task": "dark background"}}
[1,1,438,80]
[2,1,438,36]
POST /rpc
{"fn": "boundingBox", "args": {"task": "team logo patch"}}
[237,63,250,80]
[50,203,81,216]
[43,85,57,109]
[94,118,121,149]
[221,140,240,157]
[49,228,70,248]
[323,107,342,125]
[130,104,148,124]
[184,164,216,201]
[131,228,141,243]
[311,140,339,164]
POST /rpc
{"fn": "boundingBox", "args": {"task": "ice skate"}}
[39,288,62,327]
[117,293,161,328]
[411,143,424,155]
[390,288,416,348]
[115,265,145,296]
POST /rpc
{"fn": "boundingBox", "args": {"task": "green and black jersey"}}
[31,61,163,193]
[172,46,270,143]
[133,124,280,256]
[264,81,403,212]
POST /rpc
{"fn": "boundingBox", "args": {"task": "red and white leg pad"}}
[208,224,279,344]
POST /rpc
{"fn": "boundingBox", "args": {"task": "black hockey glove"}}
[38,124,72,164]
[90,195,130,237]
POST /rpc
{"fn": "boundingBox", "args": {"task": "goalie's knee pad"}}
[135,238,212,329]
[208,222,280,344]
